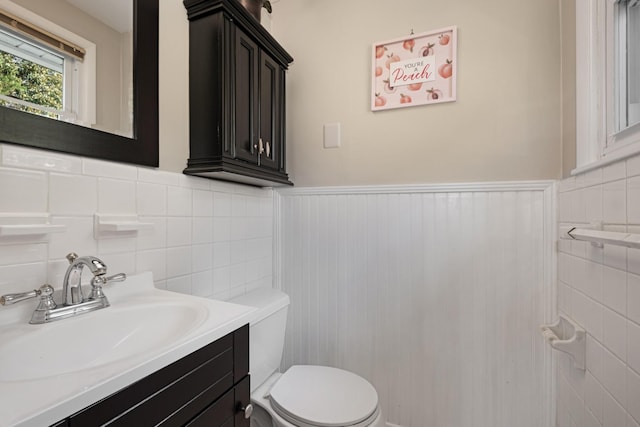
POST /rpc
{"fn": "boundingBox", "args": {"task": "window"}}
[606,0,640,153]
[613,0,640,132]
[575,0,640,171]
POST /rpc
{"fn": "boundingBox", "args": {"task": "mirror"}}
[0,0,158,167]
[1,0,134,136]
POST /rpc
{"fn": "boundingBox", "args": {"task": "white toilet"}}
[231,288,385,427]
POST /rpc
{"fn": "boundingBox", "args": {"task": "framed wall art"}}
[371,26,457,111]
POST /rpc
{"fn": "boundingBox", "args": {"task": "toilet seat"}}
[268,365,380,427]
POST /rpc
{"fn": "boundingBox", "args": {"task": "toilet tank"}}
[230,288,290,393]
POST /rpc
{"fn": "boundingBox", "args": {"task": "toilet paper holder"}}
[540,314,585,370]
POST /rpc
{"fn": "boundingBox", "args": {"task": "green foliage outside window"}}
[0,51,63,118]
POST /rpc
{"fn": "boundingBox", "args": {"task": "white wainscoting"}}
[275,182,556,427]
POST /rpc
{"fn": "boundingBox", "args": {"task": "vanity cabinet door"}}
[186,376,250,427]
[233,376,251,427]
[257,51,283,172]
[233,25,284,173]
[234,28,259,165]
[185,388,235,427]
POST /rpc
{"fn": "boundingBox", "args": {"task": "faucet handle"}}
[105,273,127,284]
[88,273,126,301]
[91,273,126,287]
[1,284,55,306]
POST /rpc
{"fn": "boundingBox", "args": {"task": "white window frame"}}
[574,0,640,174]
[0,0,96,128]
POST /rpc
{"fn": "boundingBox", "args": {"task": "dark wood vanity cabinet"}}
[183,0,293,187]
[53,325,250,427]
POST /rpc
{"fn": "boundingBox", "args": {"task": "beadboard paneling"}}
[276,183,555,427]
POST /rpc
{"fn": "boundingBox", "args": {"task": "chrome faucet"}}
[0,252,126,324]
[62,253,108,305]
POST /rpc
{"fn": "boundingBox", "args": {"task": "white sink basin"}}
[0,301,207,382]
[0,271,256,427]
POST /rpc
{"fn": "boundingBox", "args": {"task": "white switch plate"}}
[323,122,341,148]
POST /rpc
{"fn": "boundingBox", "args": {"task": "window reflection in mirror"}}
[0,29,69,121]
[615,0,640,132]
[0,0,133,137]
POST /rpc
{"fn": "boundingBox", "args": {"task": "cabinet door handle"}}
[238,403,253,419]
[258,138,265,155]
[265,141,271,158]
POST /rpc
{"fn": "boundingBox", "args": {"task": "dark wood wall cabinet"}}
[52,325,250,427]
[183,0,294,187]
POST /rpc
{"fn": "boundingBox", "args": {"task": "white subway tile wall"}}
[0,144,273,325]
[557,153,640,427]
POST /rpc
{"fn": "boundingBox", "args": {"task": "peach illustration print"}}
[419,43,435,57]
[402,38,415,52]
[385,53,400,69]
[382,79,397,94]
[400,94,412,104]
[426,87,443,100]
[438,59,453,78]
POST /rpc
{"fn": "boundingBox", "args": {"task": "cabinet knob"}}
[239,403,253,419]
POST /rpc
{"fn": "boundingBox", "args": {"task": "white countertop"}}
[0,272,256,427]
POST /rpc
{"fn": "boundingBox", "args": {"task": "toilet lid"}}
[269,365,379,427]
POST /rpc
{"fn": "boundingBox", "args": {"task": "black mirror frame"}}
[0,0,159,167]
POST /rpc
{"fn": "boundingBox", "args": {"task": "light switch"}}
[323,122,341,149]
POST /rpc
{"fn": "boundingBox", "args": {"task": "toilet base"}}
[250,403,275,427]
[251,372,385,427]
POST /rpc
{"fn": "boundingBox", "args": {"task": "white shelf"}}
[94,214,154,239]
[0,214,66,238]
[0,223,65,237]
[98,221,154,232]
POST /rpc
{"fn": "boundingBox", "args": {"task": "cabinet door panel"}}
[186,388,234,427]
[234,28,259,164]
[233,376,251,427]
[258,52,281,170]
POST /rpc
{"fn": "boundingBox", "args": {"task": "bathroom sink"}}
[0,271,256,427]
[0,301,207,382]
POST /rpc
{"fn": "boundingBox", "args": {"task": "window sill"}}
[571,138,640,176]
